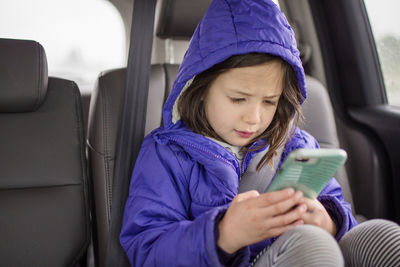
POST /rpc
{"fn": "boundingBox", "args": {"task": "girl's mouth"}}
[235,130,254,138]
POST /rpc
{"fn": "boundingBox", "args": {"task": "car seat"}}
[0,38,91,266]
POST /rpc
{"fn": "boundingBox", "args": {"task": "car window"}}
[0,0,126,93]
[364,0,400,106]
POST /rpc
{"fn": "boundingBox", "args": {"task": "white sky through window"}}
[0,0,126,93]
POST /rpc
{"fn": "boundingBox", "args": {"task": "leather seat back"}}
[87,64,177,267]
[0,38,90,266]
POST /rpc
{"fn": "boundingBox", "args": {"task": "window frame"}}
[308,0,400,221]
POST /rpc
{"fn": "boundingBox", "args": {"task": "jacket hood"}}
[162,0,306,128]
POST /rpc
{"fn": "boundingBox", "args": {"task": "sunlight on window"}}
[0,0,126,93]
[364,0,400,106]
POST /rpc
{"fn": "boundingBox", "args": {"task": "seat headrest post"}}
[0,38,48,113]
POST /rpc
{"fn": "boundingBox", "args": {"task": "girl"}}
[120,0,400,266]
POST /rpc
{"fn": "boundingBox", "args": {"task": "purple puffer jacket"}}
[120,0,357,266]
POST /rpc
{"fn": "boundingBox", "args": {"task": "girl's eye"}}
[264,100,277,105]
[230,97,245,103]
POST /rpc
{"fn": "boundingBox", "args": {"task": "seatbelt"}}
[238,145,285,194]
[105,0,157,266]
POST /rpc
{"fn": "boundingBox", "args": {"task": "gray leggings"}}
[251,219,400,267]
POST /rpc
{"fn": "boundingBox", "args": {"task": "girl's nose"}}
[243,104,261,124]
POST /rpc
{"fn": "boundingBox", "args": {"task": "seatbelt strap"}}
[105,0,157,266]
[239,123,293,194]
[238,145,285,194]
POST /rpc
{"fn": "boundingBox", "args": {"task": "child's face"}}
[204,60,284,146]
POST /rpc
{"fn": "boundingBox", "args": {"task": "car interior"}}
[1,0,399,266]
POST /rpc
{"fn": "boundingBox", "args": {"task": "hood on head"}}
[162,0,306,128]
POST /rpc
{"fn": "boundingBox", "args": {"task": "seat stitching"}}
[33,42,42,110]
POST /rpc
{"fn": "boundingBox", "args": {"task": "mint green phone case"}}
[267,148,347,198]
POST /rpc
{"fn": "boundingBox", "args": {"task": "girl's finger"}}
[253,188,296,208]
[301,198,325,216]
[265,203,307,228]
[299,209,314,224]
[260,190,304,214]
[264,219,304,238]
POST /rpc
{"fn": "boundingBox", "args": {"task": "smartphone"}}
[267,148,347,198]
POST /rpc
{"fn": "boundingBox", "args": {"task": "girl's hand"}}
[218,188,307,254]
[300,197,337,236]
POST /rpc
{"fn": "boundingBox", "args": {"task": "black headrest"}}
[0,38,48,112]
[156,0,212,39]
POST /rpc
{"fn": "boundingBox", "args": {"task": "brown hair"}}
[178,53,304,170]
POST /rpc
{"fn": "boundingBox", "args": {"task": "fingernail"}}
[286,188,295,195]
[295,191,303,198]
[300,204,307,212]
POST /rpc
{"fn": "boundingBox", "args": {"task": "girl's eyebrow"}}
[229,89,280,98]
[263,94,281,99]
